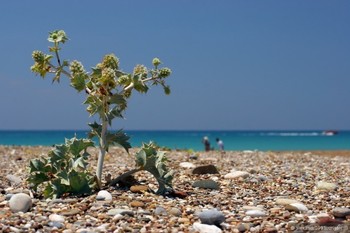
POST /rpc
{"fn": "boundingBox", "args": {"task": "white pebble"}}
[193,222,222,233]
[49,214,65,223]
[245,209,267,217]
[96,190,113,201]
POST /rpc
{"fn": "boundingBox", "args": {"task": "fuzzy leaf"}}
[68,137,94,157]
[88,122,102,139]
[58,170,70,186]
[106,130,131,153]
[106,107,123,126]
[133,75,149,93]
[84,95,103,116]
[133,142,173,194]
[135,149,147,167]
[43,184,54,198]
[29,158,48,172]
[51,179,68,198]
[71,73,86,92]
[109,93,126,105]
[69,170,92,194]
[27,172,50,191]
[73,157,88,169]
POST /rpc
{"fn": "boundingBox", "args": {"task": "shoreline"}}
[1,146,350,232]
[2,145,350,157]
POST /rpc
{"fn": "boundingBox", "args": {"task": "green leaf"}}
[106,130,131,153]
[69,170,92,194]
[84,95,103,116]
[68,137,94,157]
[133,75,149,93]
[27,172,50,191]
[43,184,54,198]
[71,73,87,92]
[73,157,88,170]
[58,170,70,186]
[51,178,68,198]
[88,122,102,139]
[109,93,127,110]
[106,107,123,126]
[49,144,68,165]
[163,85,171,95]
[135,149,147,167]
[29,158,48,172]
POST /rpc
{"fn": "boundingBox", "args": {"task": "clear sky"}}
[0,1,349,130]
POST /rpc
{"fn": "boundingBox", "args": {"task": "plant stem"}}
[109,168,142,186]
[96,97,108,189]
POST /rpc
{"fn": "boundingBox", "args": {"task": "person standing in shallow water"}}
[216,138,224,151]
[202,136,211,151]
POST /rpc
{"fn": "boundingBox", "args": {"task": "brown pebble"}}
[178,217,190,223]
[130,185,149,193]
[130,201,145,208]
[263,227,278,233]
[318,217,343,226]
[60,208,81,216]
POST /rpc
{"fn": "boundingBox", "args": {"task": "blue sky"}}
[1,1,349,130]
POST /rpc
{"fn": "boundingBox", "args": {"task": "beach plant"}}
[110,142,174,194]
[29,30,173,194]
[28,137,96,198]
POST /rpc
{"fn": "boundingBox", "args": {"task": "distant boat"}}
[322,130,338,136]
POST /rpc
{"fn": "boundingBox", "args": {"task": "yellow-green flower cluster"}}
[133,65,148,76]
[32,50,45,63]
[101,67,116,88]
[69,60,85,75]
[101,54,119,70]
[159,68,172,78]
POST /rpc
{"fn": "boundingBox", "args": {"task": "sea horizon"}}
[1,129,350,151]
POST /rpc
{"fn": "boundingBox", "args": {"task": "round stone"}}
[130,201,145,208]
[193,222,222,233]
[285,203,308,213]
[197,209,225,226]
[96,190,112,201]
[169,207,182,217]
[332,207,350,218]
[9,193,32,213]
[49,214,65,223]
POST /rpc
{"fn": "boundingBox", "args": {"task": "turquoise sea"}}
[1,130,350,151]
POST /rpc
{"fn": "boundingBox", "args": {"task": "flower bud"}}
[133,65,147,76]
[102,68,116,80]
[152,58,161,67]
[118,75,130,85]
[69,60,85,75]
[101,68,116,88]
[32,51,45,63]
[159,67,171,78]
[101,54,119,70]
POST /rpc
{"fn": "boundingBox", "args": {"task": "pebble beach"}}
[1,146,350,232]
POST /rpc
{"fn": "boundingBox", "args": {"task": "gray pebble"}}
[154,206,168,216]
[192,180,220,190]
[107,208,134,216]
[332,207,350,218]
[6,175,22,185]
[197,208,225,226]
[9,193,32,213]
